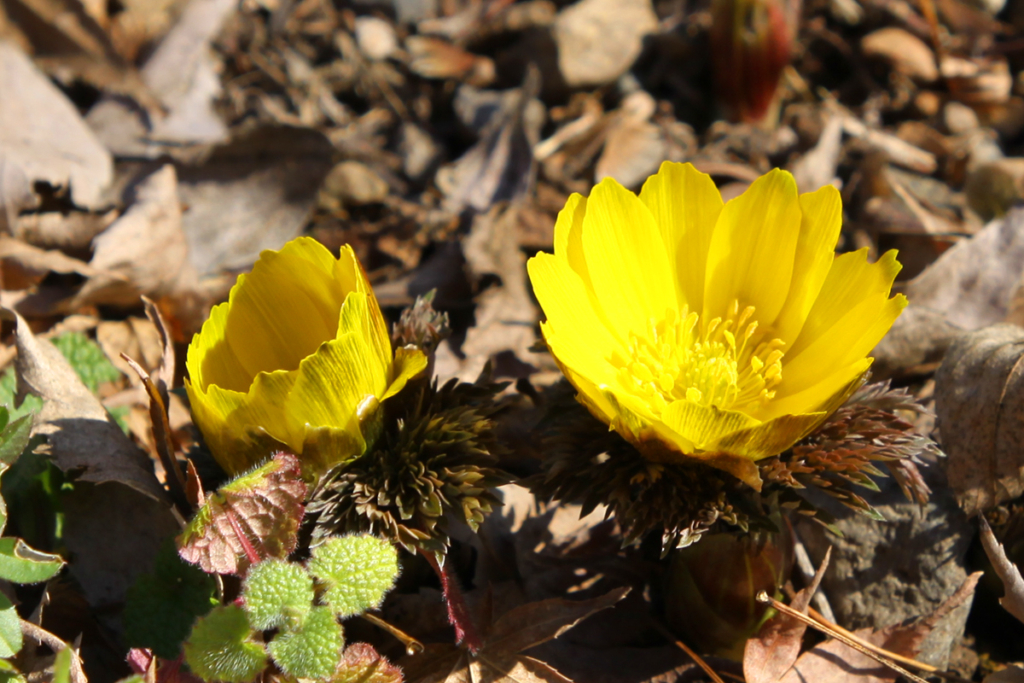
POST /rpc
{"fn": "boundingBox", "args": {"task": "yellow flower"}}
[527,163,906,489]
[185,237,427,478]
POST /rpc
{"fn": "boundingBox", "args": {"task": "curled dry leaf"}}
[860,27,938,82]
[935,324,1024,516]
[3,308,168,502]
[978,516,1024,625]
[405,36,495,87]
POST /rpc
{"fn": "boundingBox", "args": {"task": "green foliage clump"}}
[182,533,399,683]
[49,332,122,393]
[0,407,65,659]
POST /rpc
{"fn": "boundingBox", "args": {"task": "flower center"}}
[615,301,785,415]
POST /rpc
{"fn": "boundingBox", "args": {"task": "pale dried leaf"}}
[861,27,938,82]
[594,94,665,189]
[552,0,657,87]
[934,324,1024,515]
[177,126,334,277]
[743,547,832,683]
[4,308,168,501]
[73,165,195,308]
[978,516,1024,625]
[0,41,112,209]
[436,70,543,214]
[907,209,1024,330]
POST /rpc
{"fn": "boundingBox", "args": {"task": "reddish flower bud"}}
[710,0,795,123]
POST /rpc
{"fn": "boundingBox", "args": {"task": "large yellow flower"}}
[186,237,427,478]
[528,162,906,489]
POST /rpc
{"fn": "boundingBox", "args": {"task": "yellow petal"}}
[582,178,678,338]
[661,400,761,451]
[772,294,906,407]
[710,411,827,461]
[529,253,623,364]
[553,193,588,279]
[639,162,723,310]
[703,169,802,326]
[384,346,429,400]
[337,245,392,376]
[787,248,902,358]
[772,184,843,344]
[197,237,350,393]
[763,358,871,419]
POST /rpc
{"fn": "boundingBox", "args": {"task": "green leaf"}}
[123,540,218,659]
[0,537,63,584]
[242,559,314,631]
[307,535,398,618]
[268,606,342,679]
[50,332,122,393]
[0,414,34,468]
[0,657,26,683]
[184,605,267,683]
[0,593,22,657]
[52,646,72,683]
[0,369,42,423]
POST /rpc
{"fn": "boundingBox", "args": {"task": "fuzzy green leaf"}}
[268,606,342,679]
[184,605,267,683]
[307,535,398,618]
[0,537,63,584]
[243,559,314,631]
[0,593,22,657]
[50,332,122,393]
[124,540,218,659]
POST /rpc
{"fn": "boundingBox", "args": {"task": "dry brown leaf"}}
[861,27,938,82]
[779,572,981,683]
[594,92,665,189]
[0,235,98,290]
[0,41,112,209]
[73,165,195,309]
[985,666,1024,683]
[450,205,538,383]
[176,125,334,278]
[400,588,630,683]
[86,0,236,155]
[405,36,495,87]
[934,324,1024,516]
[906,209,1024,330]
[743,548,832,683]
[436,70,543,215]
[978,516,1024,625]
[3,308,168,502]
[552,0,657,87]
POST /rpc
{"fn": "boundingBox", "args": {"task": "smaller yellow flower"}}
[185,237,427,478]
[528,162,906,488]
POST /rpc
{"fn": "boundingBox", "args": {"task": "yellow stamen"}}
[615,302,785,414]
